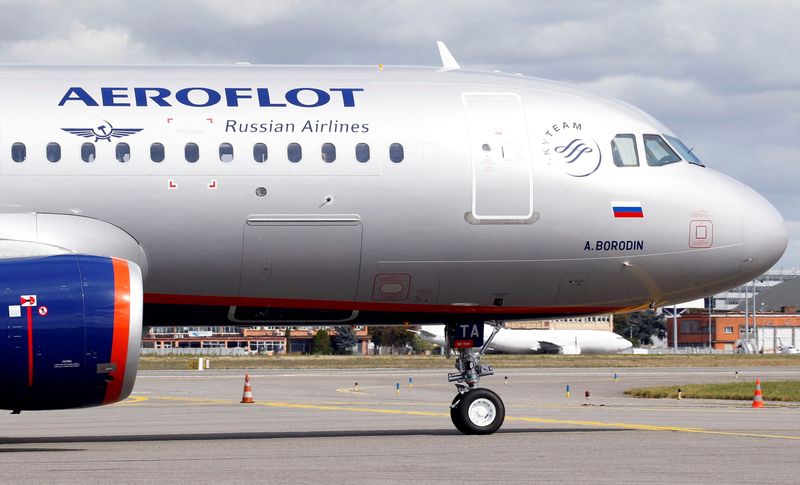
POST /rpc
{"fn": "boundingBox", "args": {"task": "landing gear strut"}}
[447,321,506,434]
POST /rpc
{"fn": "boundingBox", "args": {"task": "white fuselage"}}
[417,325,633,354]
[0,65,788,324]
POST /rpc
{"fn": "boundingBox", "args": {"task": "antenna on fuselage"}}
[436,41,460,72]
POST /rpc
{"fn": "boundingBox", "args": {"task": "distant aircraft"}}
[777,339,800,354]
[0,42,787,434]
[414,325,633,355]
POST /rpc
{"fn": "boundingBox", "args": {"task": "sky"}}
[0,0,797,269]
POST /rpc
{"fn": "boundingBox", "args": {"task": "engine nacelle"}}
[0,254,142,411]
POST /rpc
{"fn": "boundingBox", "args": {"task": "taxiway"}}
[2,366,799,483]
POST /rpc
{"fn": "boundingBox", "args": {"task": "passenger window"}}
[288,143,302,163]
[253,143,268,163]
[643,134,681,166]
[664,134,704,166]
[46,142,61,163]
[389,143,404,163]
[219,143,234,163]
[150,143,165,163]
[116,142,131,163]
[355,143,370,163]
[610,134,639,167]
[81,143,96,163]
[321,143,336,163]
[11,142,26,162]
[185,143,200,163]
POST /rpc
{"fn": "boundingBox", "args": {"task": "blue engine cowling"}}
[0,254,142,411]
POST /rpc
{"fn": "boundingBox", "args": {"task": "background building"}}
[668,308,800,352]
[711,267,799,310]
[143,325,370,355]
[506,314,614,331]
[733,277,800,313]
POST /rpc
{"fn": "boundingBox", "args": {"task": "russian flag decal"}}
[612,201,644,218]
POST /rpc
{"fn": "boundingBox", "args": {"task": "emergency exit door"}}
[463,93,533,221]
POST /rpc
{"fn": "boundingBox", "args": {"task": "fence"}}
[634,347,730,355]
[141,348,251,356]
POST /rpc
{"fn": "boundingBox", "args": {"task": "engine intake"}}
[0,254,142,411]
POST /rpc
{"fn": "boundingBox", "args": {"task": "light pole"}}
[673,304,678,353]
[744,282,750,340]
[753,281,757,351]
[752,278,764,351]
[707,296,713,350]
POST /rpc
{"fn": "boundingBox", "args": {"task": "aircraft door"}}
[463,93,533,221]
[239,214,363,305]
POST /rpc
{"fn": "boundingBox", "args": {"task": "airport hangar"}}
[671,276,800,351]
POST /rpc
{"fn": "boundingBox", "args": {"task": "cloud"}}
[3,23,151,63]
[193,0,306,27]
[0,0,796,268]
[783,221,800,270]
[576,75,728,121]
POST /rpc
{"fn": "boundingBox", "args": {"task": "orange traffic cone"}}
[752,379,764,408]
[241,373,255,404]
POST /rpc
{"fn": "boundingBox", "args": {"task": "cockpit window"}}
[664,134,704,166]
[643,134,681,166]
[611,134,639,167]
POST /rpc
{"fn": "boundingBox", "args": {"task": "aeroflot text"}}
[57,87,364,108]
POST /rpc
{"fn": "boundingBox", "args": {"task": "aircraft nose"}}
[739,186,788,279]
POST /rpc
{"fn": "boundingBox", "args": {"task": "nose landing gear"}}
[446,321,506,434]
[451,387,505,434]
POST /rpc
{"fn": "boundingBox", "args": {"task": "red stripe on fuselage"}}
[27,306,33,387]
[103,259,131,404]
[143,292,625,316]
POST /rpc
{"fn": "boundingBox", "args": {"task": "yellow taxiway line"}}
[121,395,800,441]
[503,416,800,441]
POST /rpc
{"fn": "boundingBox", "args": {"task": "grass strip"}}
[625,380,800,402]
[139,353,800,371]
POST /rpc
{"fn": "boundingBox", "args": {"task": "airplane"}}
[0,42,788,434]
[777,339,800,354]
[414,325,633,354]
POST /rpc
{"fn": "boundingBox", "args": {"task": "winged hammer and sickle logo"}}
[62,121,142,142]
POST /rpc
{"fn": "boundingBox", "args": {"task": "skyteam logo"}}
[555,139,594,164]
[541,120,602,177]
[62,121,142,142]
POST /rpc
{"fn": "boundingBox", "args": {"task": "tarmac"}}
[2,366,800,484]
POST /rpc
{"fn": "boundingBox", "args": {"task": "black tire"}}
[450,393,471,434]
[455,388,505,435]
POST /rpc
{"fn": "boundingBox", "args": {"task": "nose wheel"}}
[445,321,506,435]
[450,388,505,434]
